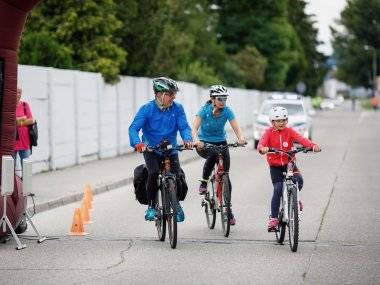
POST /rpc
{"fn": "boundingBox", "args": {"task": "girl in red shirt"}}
[258,106,321,231]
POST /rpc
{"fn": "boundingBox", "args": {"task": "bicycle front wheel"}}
[220,175,231,237]
[155,187,166,241]
[166,178,177,249]
[275,207,286,244]
[288,186,299,252]
[204,181,216,229]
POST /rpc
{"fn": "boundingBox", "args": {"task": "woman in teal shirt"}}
[192,85,246,225]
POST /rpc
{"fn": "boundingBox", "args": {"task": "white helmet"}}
[209,85,228,97]
[269,106,288,121]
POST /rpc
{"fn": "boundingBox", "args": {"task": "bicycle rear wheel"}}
[166,178,177,249]
[220,175,231,237]
[155,187,166,241]
[288,186,299,252]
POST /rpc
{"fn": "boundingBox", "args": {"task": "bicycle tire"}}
[155,186,166,241]
[204,179,216,229]
[166,178,177,249]
[204,197,216,229]
[275,206,286,244]
[221,174,231,237]
[288,186,299,252]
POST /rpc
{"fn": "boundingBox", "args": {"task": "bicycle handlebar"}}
[267,147,313,158]
[144,144,191,153]
[203,142,247,151]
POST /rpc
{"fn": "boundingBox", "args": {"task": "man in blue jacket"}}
[129,77,193,222]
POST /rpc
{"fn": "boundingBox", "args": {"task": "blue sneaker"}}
[176,204,185,222]
[145,206,156,221]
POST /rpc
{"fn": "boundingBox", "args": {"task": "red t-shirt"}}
[14,101,33,151]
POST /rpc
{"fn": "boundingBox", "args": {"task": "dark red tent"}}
[0,0,41,236]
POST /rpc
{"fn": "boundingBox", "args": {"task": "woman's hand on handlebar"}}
[194,140,204,149]
[237,138,247,146]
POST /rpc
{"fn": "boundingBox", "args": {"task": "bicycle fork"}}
[282,182,289,222]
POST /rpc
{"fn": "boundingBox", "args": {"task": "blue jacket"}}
[129,100,192,149]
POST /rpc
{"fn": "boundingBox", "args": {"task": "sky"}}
[306,0,347,55]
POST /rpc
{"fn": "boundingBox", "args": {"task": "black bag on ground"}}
[133,164,149,205]
[176,167,188,201]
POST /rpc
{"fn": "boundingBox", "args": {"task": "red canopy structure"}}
[0,0,41,236]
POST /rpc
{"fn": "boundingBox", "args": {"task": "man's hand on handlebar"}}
[135,142,146,153]
[184,141,193,150]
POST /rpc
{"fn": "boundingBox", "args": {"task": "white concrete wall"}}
[18,65,266,173]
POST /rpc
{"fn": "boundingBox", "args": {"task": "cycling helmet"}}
[153,77,179,93]
[269,106,288,121]
[209,85,228,97]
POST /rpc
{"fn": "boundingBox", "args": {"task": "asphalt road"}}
[1,104,379,284]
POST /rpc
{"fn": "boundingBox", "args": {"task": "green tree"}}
[21,0,126,83]
[216,0,302,90]
[19,31,73,69]
[232,46,267,88]
[332,0,380,87]
[287,0,326,95]
[116,0,231,86]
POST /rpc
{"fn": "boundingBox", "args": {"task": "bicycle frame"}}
[282,160,299,223]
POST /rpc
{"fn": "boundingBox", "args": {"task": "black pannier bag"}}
[176,167,188,201]
[133,164,188,204]
[133,164,149,205]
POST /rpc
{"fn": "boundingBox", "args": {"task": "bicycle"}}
[268,147,314,252]
[201,142,246,237]
[144,140,190,249]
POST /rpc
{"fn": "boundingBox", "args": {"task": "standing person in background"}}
[14,87,35,171]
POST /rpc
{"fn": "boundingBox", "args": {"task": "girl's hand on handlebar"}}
[259,147,269,154]
[313,145,321,152]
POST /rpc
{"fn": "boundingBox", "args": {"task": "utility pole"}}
[373,48,377,95]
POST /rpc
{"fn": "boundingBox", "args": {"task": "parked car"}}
[253,94,313,149]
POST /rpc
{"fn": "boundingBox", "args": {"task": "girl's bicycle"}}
[268,147,314,252]
[201,142,245,237]
[145,140,190,249]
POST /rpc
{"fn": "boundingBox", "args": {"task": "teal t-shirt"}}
[197,103,235,142]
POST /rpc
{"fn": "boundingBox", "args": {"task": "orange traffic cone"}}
[68,208,88,236]
[84,184,93,202]
[84,192,93,211]
[81,200,93,224]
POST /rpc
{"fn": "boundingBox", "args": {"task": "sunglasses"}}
[215,96,227,103]
[164,92,176,98]
[273,119,287,123]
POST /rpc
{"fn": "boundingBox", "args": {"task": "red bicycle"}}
[201,142,245,237]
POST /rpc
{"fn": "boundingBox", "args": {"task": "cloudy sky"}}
[306,0,347,55]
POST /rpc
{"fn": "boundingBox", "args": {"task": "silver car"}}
[253,94,313,149]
